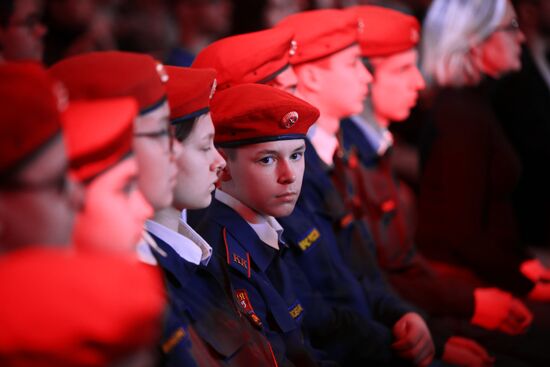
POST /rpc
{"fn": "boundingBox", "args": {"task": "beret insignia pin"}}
[53,82,69,112]
[289,40,298,56]
[281,111,299,128]
[156,63,169,83]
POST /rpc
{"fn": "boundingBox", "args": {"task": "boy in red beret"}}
[188,83,327,366]
[277,9,437,366]
[0,62,83,254]
[50,51,178,213]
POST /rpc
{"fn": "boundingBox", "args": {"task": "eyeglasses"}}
[1,174,69,195]
[495,18,520,34]
[134,126,175,154]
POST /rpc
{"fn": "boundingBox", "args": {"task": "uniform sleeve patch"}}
[223,227,251,278]
[288,301,304,321]
[298,228,320,252]
[162,327,188,353]
[235,289,263,329]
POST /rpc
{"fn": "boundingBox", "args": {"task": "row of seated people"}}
[2,2,550,366]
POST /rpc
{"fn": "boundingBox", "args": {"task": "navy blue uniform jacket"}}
[148,233,282,367]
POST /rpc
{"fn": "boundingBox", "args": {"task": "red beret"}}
[277,9,360,65]
[0,62,64,176]
[347,6,420,57]
[49,51,168,115]
[165,66,217,123]
[192,27,296,90]
[63,98,138,183]
[0,247,165,367]
[211,84,319,147]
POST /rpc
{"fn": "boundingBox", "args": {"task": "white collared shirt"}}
[215,190,284,251]
[307,123,340,166]
[349,115,393,157]
[136,207,212,266]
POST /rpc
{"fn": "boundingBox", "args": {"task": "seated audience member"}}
[50,51,178,216]
[190,84,330,365]
[0,62,166,367]
[139,65,281,366]
[0,62,82,254]
[62,97,153,254]
[493,0,550,252]
[0,0,46,63]
[419,0,550,303]
[165,0,232,67]
[275,9,436,366]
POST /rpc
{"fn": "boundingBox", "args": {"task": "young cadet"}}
[191,26,298,94]
[0,62,83,254]
[139,65,280,366]
[275,9,439,366]
[49,51,177,214]
[189,84,329,366]
[62,97,154,254]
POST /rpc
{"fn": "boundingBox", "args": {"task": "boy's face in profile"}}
[369,48,425,124]
[220,139,306,218]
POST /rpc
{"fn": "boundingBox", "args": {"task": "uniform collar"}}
[215,190,283,251]
[138,207,212,266]
[307,123,339,166]
[349,115,393,157]
[209,197,279,272]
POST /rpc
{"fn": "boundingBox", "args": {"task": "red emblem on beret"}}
[290,40,298,56]
[281,111,299,129]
